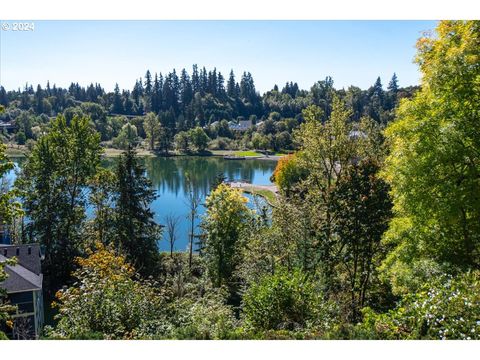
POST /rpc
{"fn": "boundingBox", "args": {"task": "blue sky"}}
[0,20,437,93]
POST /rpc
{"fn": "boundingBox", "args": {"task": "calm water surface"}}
[9,156,277,252]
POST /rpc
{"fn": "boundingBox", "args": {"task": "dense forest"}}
[1,20,480,340]
[0,60,416,154]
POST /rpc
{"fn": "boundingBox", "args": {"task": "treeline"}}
[0,67,417,153]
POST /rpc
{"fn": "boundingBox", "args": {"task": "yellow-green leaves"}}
[202,183,251,288]
[382,21,480,294]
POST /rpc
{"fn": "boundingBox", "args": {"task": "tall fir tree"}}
[113,146,161,276]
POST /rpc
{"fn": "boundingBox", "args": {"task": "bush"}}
[47,243,165,340]
[271,154,308,196]
[170,292,237,340]
[208,137,232,150]
[16,131,26,145]
[241,268,337,333]
[356,271,480,339]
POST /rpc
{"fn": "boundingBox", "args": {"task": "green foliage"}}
[48,243,164,339]
[357,271,480,340]
[242,269,338,333]
[272,154,308,196]
[4,25,479,340]
[16,114,102,293]
[86,168,117,245]
[292,100,359,285]
[381,20,480,294]
[174,131,189,153]
[0,143,23,225]
[188,126,210,152]
[113,146,161,276]
[201,184,252,289]
[1,257,17,338]
[167,291,237,340]
[112,122,138,150]
[330,159,392,321]
[15,131,26,145]
[143,112,160,150]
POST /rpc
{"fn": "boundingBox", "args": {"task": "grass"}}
[274,151,293,157]
[241,187,277,204]
[234,151,262,157]
[102,147,156,157]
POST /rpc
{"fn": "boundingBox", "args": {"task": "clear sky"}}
[0,20,437,93]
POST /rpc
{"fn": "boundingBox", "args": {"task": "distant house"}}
[0,244,44,339]
[229,119,252,132]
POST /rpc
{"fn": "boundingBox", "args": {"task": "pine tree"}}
[217,71,226,97]
[123,91,134,115]
[180,68,193,107]
[35,84,44,114]
[0,86,8,106]
[112,83,124,114]
[144,70,152,96]
[200,67,208,94]
[152,73,161,113]
[192,64,200,94]
[388,73,399,93]
[227,70,236,98]
[113,146,161,276]
[387,73,399,110]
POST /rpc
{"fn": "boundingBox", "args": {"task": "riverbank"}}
[229,181,278,204]
[5,143,284,161]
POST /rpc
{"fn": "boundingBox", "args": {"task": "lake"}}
[7,156,277,252]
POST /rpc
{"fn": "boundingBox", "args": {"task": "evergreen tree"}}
[200,67,208,94]
[387,73,399,109]
[151,73,161,113]
[0,86,9,106]
[113,146,161,276]
[144,70,152,96]
[112,83,124,114]
[35,84,44,114]
[180,68,193,107]
[388,73,399,94]
[227,70,237,98]
[217,71,225,98]
[192,64,200,94]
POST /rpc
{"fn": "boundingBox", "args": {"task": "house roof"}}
[0,254,43,293]
[0,244,43,293]
[0,244,42,275]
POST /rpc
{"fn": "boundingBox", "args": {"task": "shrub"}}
[16,131,26,145]
[356,271,480,339]
[241,268,337,333]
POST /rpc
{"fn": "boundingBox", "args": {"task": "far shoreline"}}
[6,144,283,161]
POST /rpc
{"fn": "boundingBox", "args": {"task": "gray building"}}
[0,244,44,339]
[229,119,252,131]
